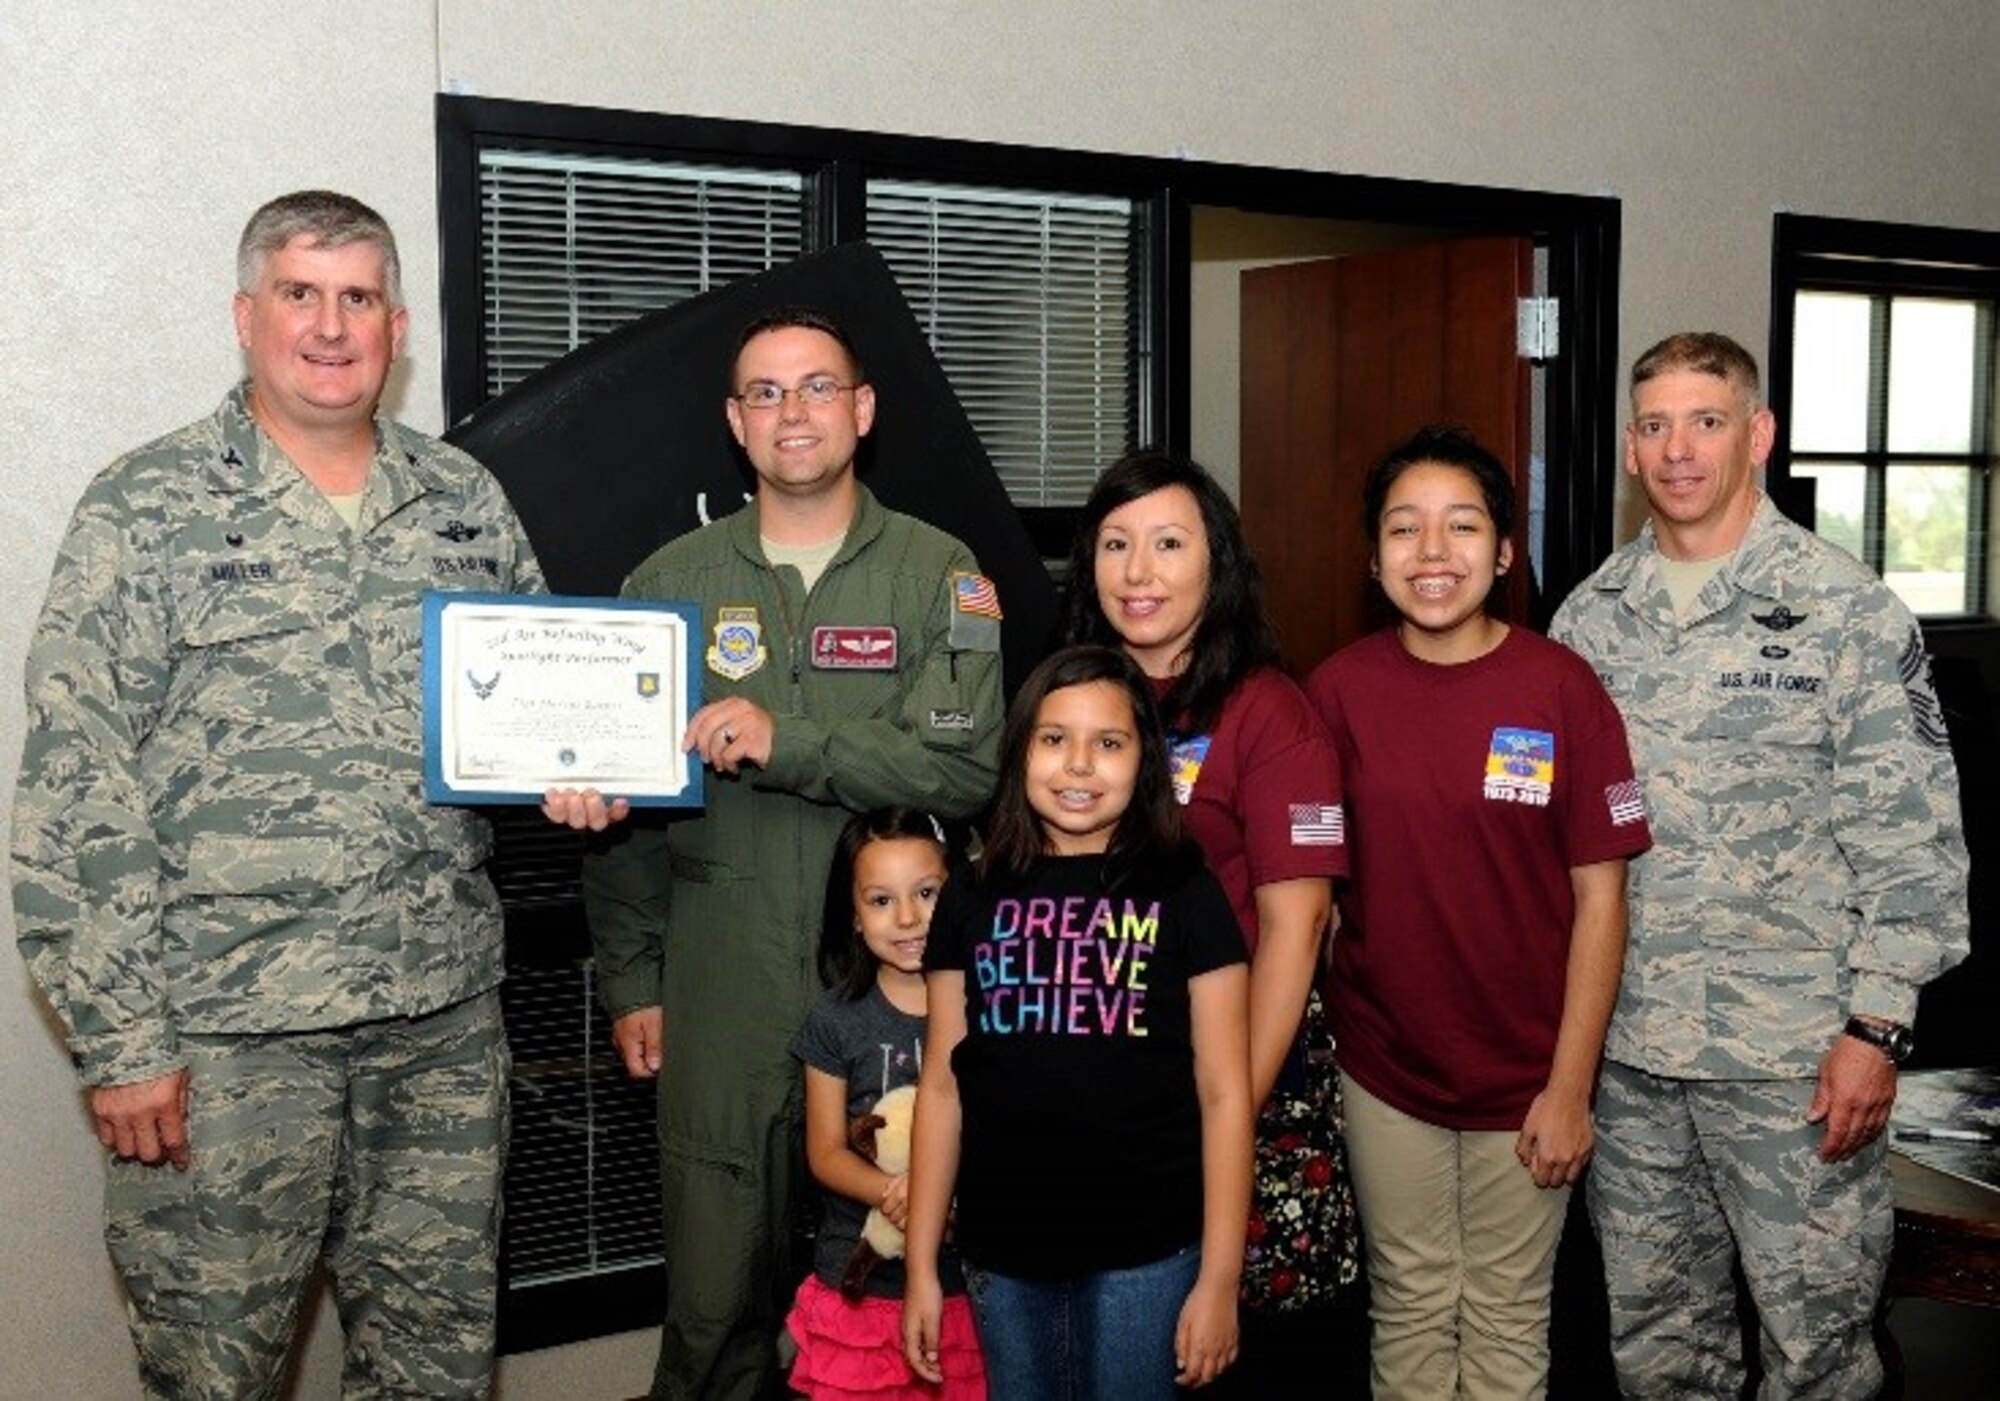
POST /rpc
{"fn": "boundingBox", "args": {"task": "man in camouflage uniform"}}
[12,191,541,1398]
[1551,332,1968,1398]
[546,308,1003,1400]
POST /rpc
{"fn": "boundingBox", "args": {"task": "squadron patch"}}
[1484,727,1554,807]
[707,606,767,681]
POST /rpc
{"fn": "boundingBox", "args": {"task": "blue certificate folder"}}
[423,591,705,808]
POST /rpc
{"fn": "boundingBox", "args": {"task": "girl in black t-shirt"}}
[902,645,1252,1397]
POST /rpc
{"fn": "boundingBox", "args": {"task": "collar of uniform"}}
[1599,492,1794,621]
[724,481,886,568]
[1715,493,1803,605]
[206,380,442,519]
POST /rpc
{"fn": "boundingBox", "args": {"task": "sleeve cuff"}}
[597,969,665,1019]
[1849,973,1922,1027]
[75,1035,184,1090]
[758,717,824,791]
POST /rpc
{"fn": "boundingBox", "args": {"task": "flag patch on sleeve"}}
[953,572,1003,619]
[1289,803,1345,847]
[1605,779,1647,827]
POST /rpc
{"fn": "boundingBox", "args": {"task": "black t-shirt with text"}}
[926,851,1245,1278]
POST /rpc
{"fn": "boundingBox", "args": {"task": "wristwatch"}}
[1844,1016,1915,1065]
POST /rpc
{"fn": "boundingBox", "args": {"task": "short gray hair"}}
[236,190,402,307]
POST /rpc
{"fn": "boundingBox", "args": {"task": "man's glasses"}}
[734,377,859,411]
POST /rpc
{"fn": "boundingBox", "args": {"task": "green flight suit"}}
[583,485,1003,1400]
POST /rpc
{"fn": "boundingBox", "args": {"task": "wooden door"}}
[1239,238,1533,675]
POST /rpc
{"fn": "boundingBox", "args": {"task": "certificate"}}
[423,592,704,807]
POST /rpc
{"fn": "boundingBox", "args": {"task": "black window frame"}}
[436,93,1624,1354]
[1769,213,2000,623]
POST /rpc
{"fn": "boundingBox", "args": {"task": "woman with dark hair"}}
[1064,450,1359,1380]
[1304,426,1650,1399]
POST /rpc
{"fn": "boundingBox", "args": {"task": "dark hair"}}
[1630,331,1760,408]
[731,305,867,387]
[1362,425,1517,539]
[1061,449,1279,734]
[980,644,1193,891]
[817,807,954,1000]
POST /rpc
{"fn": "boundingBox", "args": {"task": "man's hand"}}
[91,1068,191,1170]
[685,699,774,776]
[612,1007,665,1079]
[1807,1031,1897,1162]
[541,787,631,831]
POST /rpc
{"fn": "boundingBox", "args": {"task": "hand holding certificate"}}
[423,593,704,807]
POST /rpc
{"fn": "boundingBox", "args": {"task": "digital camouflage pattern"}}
[1550,496,1968,1080]
[106,991,508,1400]
[13,384,543,1088]
[1588,1062,1892,1399]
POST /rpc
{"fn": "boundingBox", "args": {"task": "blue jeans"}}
[965,1246,1201,1400]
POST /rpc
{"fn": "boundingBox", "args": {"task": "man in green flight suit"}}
[545,307,1003,1399]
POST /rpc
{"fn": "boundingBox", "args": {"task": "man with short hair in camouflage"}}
[13,190,541,1397]
[1550,332,1968,1398]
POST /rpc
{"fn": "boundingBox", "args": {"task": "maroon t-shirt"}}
[1154,668,1347,954]
[1304,627,1652,1130]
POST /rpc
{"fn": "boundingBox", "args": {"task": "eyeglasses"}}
[733,376,859,411]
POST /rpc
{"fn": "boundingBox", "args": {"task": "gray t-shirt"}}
[791,982,965,1296]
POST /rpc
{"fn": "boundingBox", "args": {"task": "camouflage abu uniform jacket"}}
[1550,495,1968,1080]
[13,383,543,1088]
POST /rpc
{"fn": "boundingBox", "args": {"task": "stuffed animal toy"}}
[839,1083,917,1300]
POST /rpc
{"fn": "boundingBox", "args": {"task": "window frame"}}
[438,94,1622,578]
[1769,213,2000,623]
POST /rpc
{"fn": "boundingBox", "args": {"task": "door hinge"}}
[1517,297,1560,361]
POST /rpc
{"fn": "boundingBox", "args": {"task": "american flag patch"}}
[953,572,1003,619]
[1606,779,1646,827]
[1289,802,1344,847]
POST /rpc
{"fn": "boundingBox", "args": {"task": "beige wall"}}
[5,3,1998,1395]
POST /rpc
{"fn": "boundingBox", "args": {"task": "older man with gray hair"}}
[13,190,539,1397]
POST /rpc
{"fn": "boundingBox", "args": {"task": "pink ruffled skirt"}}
[785,1274,986,1400]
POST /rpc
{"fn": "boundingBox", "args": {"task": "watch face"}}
[1885,1025,1916,1062]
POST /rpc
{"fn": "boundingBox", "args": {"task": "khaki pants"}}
[1341,1073,1569,1401]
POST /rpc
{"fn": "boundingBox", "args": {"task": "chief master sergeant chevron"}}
[1550,331,1968,1399]
[11,191,542,1397]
